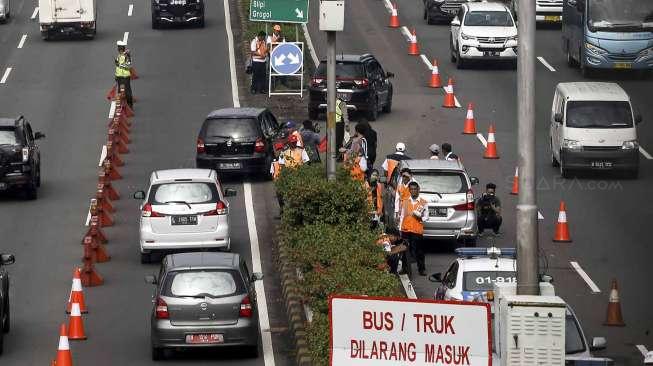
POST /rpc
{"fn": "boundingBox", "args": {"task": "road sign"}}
[330,295,491,366]
[270,43,303,75]
[249,0,309,24]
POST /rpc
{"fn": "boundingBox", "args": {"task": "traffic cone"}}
[55,324,73,366]
[80,245,104,287]
[428,59,442,88]
[109,128,129,155]
[462,103,477,134]
[105,141,124,167]
[106,85,116,101]
[99,171,119,201]
[408,28,420,55]
[84,234,110,263]
[66,268,87,314]
[84,216,108,244]
[96,186,114,214]
[68,303,87,341]
[104,159,123,181]
[483,124,500,159]
[553,201,572,242]
[510,167,519,195]
[442,78,457,108]
[388,3,400,28]
[604,279,625,326]
[90,197,114,227]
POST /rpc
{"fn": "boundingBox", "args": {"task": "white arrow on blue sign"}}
[270,43,303,75]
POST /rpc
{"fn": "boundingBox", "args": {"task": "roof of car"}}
[458,257,516,272]
[206,108,266,119]
[165,252,240,269]
[320,54,375,63]
[152,168,216,182]
[556,82,629,102]
[399,159,466,172]
[0,118,18,127]
[466,1,510,11]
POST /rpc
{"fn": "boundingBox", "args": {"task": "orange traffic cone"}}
[55,324,73,366]
[408,28,420,55]
[604,279,625,326]
[389,3,400,28]
[66,268,87,314]
[442,78,457,108]
[553,201,572,242]
[104,159,122,181]
[68,303,87,341]
[80,246,104,287]
[510,167,519,195]
[106,85,116,101]
[462,103,477,134]
[483,124,500,159]
[428,59,442,88]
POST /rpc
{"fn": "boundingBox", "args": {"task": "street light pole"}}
[326,30,337,181]
[516,0,539,295]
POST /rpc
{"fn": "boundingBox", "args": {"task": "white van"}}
[38,0,96,40]
[549,82,642,178]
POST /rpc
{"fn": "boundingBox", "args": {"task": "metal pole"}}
[516,0,539,295]
[326,31,337,181]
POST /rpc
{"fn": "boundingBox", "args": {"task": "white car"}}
[429,247,517,301]
[133,169,236,263]
[450,1,518,69]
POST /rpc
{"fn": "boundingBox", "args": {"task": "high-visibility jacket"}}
[350,156,366,181]
[382,152,411,180]
[367,183,383,216]
[394,180,414,214]
[281,148,306,168]
[335,99,343,123]
[270,160,281,180]
[115,53,131,78]
[400,197,427,234]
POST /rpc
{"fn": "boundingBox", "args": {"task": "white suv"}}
[133,169,236,263]
[450,1,518,69]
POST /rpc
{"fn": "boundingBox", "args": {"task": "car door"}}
[23,122,39,168]
[550,90,564,160]
[369,60,389,105]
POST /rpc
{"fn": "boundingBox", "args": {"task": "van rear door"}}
[53,0,82,19]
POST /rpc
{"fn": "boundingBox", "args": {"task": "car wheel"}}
[24,182,37,200]
[382,91,393,113]
[246,345,260,358]
[152,15,160,29]
[197,17,205,28]
[308,107,319,120]
[550,141,560,167]
[152,346,165,361]
[456,51,466,69]
[625,168,639,179]
[559,158,570,178]
[423,7,427,20]
[450,36,457,63]
[140,252,151,264]
[366,98,379,121]
[426,12,434,25]
[37,167,42,187]
[566,44,577,67]
[3,300,9,333]
[41,32,50,41]
[0,327,4,355]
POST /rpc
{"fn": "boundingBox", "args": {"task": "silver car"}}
[382,159,479,244]
[146,252,263,360]
[0,0,9,23]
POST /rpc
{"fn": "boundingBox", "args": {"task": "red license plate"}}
[185,333,224,344]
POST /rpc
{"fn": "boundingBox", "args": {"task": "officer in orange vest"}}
[366,169,383,228]
[382,142,411,180]
[399,181,428,276]
[279,134,309,168]
[393,168,415,222]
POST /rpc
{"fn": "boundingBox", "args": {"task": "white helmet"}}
[116,40,127,47]
[395,142,406,152]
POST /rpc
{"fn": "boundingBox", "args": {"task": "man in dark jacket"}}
[358,119,377,169]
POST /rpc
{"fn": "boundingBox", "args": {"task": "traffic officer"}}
[382,142,411,180]
[428,144,440,159]
[278,134,310,168]
[393,168,414,222]
[335,97,348,155]
[399,181,428,276]
[115,40,133,108]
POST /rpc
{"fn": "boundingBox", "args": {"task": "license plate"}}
[614,63,632,69]
[483,51,499,57]
[336,92,351,101]
[185,334,223,344]
[429,207,448,217]
[544,15,561,22]
[219,162,241,170]
[171,215,198,225]
[0,183,6,190]
[591,161,613,168]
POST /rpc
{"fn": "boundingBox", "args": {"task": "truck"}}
[562,0,653,77]
[38,0,96,40]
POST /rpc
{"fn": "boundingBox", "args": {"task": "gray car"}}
[383,159,479,245]
[0,0,10,23]
[146,252,263,360]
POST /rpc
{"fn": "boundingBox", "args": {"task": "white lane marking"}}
[400,26,412,42]
[98,145,107,167]
[17,35,27,49]
[420,54,433,70]
[636,345,649,357]
[122,32,129,44]
[639,146,653,160]
[570,261,601,293]
[399,274,417,299]
[454,96,461,108]
[537,56,556,72]
[85,200,93,226]
[223,0,240,108]
[383,0,393,12]
[108,101,117,119]
[538,211,544,220]
[31,7,39,19]
[476,133,487,148]
[301,23,319,67]
[0,68,12,84]
[128,4,134,16]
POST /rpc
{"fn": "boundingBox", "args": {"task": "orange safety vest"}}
[271,161,281,180]
[370,184,383,215]
[350,156,365,181]
[282,148,304,168]
[386,159,398,180]
[400,197,427,235]
[396,182,411,208]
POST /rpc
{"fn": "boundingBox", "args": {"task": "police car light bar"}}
[455,247,517,258]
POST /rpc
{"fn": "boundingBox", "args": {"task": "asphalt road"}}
[0,0,292,365]
[307,0,652,364]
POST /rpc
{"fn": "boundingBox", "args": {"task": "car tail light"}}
[155,297,169,319]
[311,77,324,87]
[453,190,475,211]
[142,203,164,217]
[239,295,253,317]
[255,138,265,153]
[353,79,369,88]
[196,138,205,154]
[204,201,227,216]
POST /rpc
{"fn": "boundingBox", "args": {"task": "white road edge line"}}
[17,35,27,49]
[31,7,39,19]
[84,200,92,226]
[570,261,601,293]
[476,133,487,148]
[0,68,12,84]
[383,0,393,13]
[400,26,412,42]
[223,0,240,108]
[419,54,433,70]
[639,146,653,160]
[98,145,107,167]
[537,56,556,72]
[636,345,649,357]
[122,31,129,44]
[301,23,319,67]
[399,274,417,299]
[454,96,461,108]
[128,4,134,16]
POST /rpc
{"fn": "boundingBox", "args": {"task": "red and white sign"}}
[330,295,491,366]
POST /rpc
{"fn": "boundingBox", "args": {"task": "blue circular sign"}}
[270,43,303,75]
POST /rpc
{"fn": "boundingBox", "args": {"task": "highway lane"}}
[0,0,291,364]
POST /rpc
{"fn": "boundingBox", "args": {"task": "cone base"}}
[483,156,500,159]
[69,336,88,341]
[66,309,88,314]
[462,131,477,135]
[408,51,419,56]
[389,24,399,28]
[603,322,625,327]
[553,238,572,243]
[429,85,442,89]
[443,105,456,108]
[510,191,518,195]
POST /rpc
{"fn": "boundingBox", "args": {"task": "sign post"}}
[249,0,309,23]
[269,42,304,97]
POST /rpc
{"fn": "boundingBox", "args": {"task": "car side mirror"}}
[635,114,643,124]
[224,188,237,197]
[251,272,264,282]
[0,254,15,265]
[34,132,46,140]
[386,72,395,79]
[540,274,554,283]
[470,177,479,185]
[554,113,563,123]
[590,337,607,351]
[133,190,146,200]
[429,273,443,282]
[144,275,158,284]
[451,18,461,26]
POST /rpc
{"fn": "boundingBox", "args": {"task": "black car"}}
[196,108,280,176]
[0,117,44,199]
[151,0,205,29]
[0,253,15,355]
[423,0,469,24]
[308,54,394,121]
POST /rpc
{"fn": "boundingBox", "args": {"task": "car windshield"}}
[316,62,364,78]
[205,118,259,139]
[411,171,468,194]
[463,271,517,291]
[566,101,633,128]
[566,313,587,354]
[150,182,216,204]
[588,0,653,30]
[166,270,239,298]
[0,129,17,145]
[464,11,514,26]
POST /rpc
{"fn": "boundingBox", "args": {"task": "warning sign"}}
[329,296,492,366]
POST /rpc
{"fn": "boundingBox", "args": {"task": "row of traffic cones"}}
[51,269,89,365]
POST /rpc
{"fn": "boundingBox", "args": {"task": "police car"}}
[429,247,516,301]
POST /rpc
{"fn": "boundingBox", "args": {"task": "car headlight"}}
[585,42,607,55]
[622,140,639,150]
[638,47,653,60]
[563,139,582,150]
[461,33,476,41]
[508,35,518,41]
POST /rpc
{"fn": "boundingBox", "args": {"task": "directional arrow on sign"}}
[274,54,287,66]
[295,8,303,18]
[287,53,300,65]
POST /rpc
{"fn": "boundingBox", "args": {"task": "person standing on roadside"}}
[342,123,368,181]
[394,168,415,222]
[399,181,428,276]
[358,119,377,175]
[335,97,348,155]
[442,142,459,161]
[382,142,411,180]
[367,169,383,229]
[428,144,440,160]
[115,40,133,108]
[250,31,268,94]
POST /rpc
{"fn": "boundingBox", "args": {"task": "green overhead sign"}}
[249,0,310,24]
